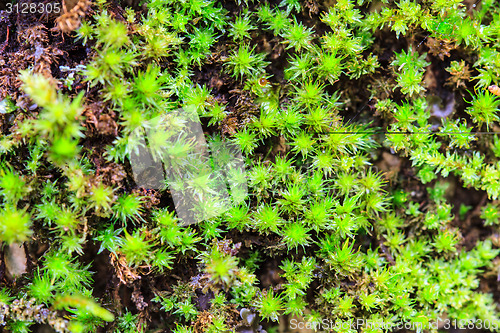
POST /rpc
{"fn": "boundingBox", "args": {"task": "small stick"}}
[0,26,9,54]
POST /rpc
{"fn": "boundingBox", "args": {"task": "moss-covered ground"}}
[1,0,500,332]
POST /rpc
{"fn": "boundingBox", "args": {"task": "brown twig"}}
[0,26,9,54]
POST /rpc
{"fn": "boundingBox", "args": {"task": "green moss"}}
[1,0,500,331]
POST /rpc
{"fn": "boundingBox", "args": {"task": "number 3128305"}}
[6,2,61,14]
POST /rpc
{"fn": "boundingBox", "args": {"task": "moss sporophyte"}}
[0,0,500,332]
